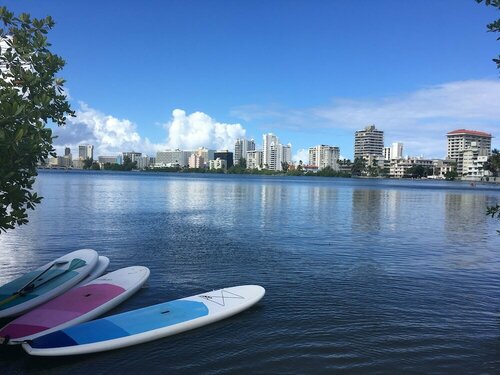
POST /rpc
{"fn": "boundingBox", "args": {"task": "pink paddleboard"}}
[0,266,150,344]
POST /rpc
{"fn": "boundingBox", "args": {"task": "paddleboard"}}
[23,285,265,356]
[0,266,150,344]
[0,249,99,319]
[74,256,110,288]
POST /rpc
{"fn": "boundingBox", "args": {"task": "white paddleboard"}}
[23,285,265,356]
[74,256,110,288]
[0,266,150,344]
[0,249,99,318]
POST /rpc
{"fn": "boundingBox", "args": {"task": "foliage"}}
[476,0,500,69]
[444,171,458,181]
[0,7,73,232]
[82,158,93,169]
[351,157,366,176]
[237,157,247,169]
[404,165,432,178]
[281,162,289,172]
[486,204,500,234]
[483,148,500,176]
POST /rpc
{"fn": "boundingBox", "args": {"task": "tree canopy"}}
[0,7,73,232]
[476,0,500,70]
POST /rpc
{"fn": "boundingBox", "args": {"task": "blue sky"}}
[4,0,500,161]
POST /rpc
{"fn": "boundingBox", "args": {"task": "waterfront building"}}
[308,145,340,170]
[209,158,227,170]
[234,138,256,165]
[122,151,142,163]
[383,147,391,160]
[156,149,190,167]
[446,129,492,174]
[431,159,456,179]
[263,133,279,170]
[280,143,292,168]
[195,147,215,166]
[214,150,234,169]
[188,153,204,169]
[98,156,119,165]
[384,142,404,160]
[246,150,263,169]
[389,157,433,178]
[354,125,384,159]
[48,156,72,168]
[64,147,71,156]
[462,142,491,178]
[263,133,292,171]
[79,144,94,161]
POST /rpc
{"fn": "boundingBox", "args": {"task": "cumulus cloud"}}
[164,109,246,150]
[293,148,309,165]
[51,102,156,157]
[51,104,247,158]
[233,80,500,158]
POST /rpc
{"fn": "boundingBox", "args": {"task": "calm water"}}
[1,170,500,374]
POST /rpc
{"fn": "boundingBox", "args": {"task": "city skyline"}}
[3,1,499,160]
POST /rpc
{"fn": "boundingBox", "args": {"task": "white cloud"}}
[164,109,246,150]
[52,102,156,157]
[293,148,309,165]
[51,104,247,158]
[233,80,500,158]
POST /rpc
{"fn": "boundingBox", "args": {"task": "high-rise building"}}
[391,142,403,159]
[263,133,279,170]
[214,150,234,169]
[308,145,340,170]
[354,125,384,159]
[79,144,94,160]
[447,129,492,174]
[384,142,404,160]
[234,138,256,164]
[262,133,292,171]
[64,147,71,156]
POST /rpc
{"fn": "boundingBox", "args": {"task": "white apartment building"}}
[462,142,491,178]
[389,157,433,178]
[354,125,384,159]
[156,150,190,167]
[308,145,340,170]
[432,159,456,178]
[122,151,142,163]
[263,133,292,171]
[447,129,492,174]
[209,158,227,170]
[247,150,263,169]
[263,133,279,170]
[79,144,94,160]
[234,138,256,164]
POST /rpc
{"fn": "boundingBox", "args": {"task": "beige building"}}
[188,153,204,169]
[308,145,340,170]
[446,129,492,174]
[247,150,263,169]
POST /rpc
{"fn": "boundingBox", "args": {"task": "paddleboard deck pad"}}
[0,249,99,319]
[0,266,150,344]
[23,285,265,356]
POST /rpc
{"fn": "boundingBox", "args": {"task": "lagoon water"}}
[1,170,500,374]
